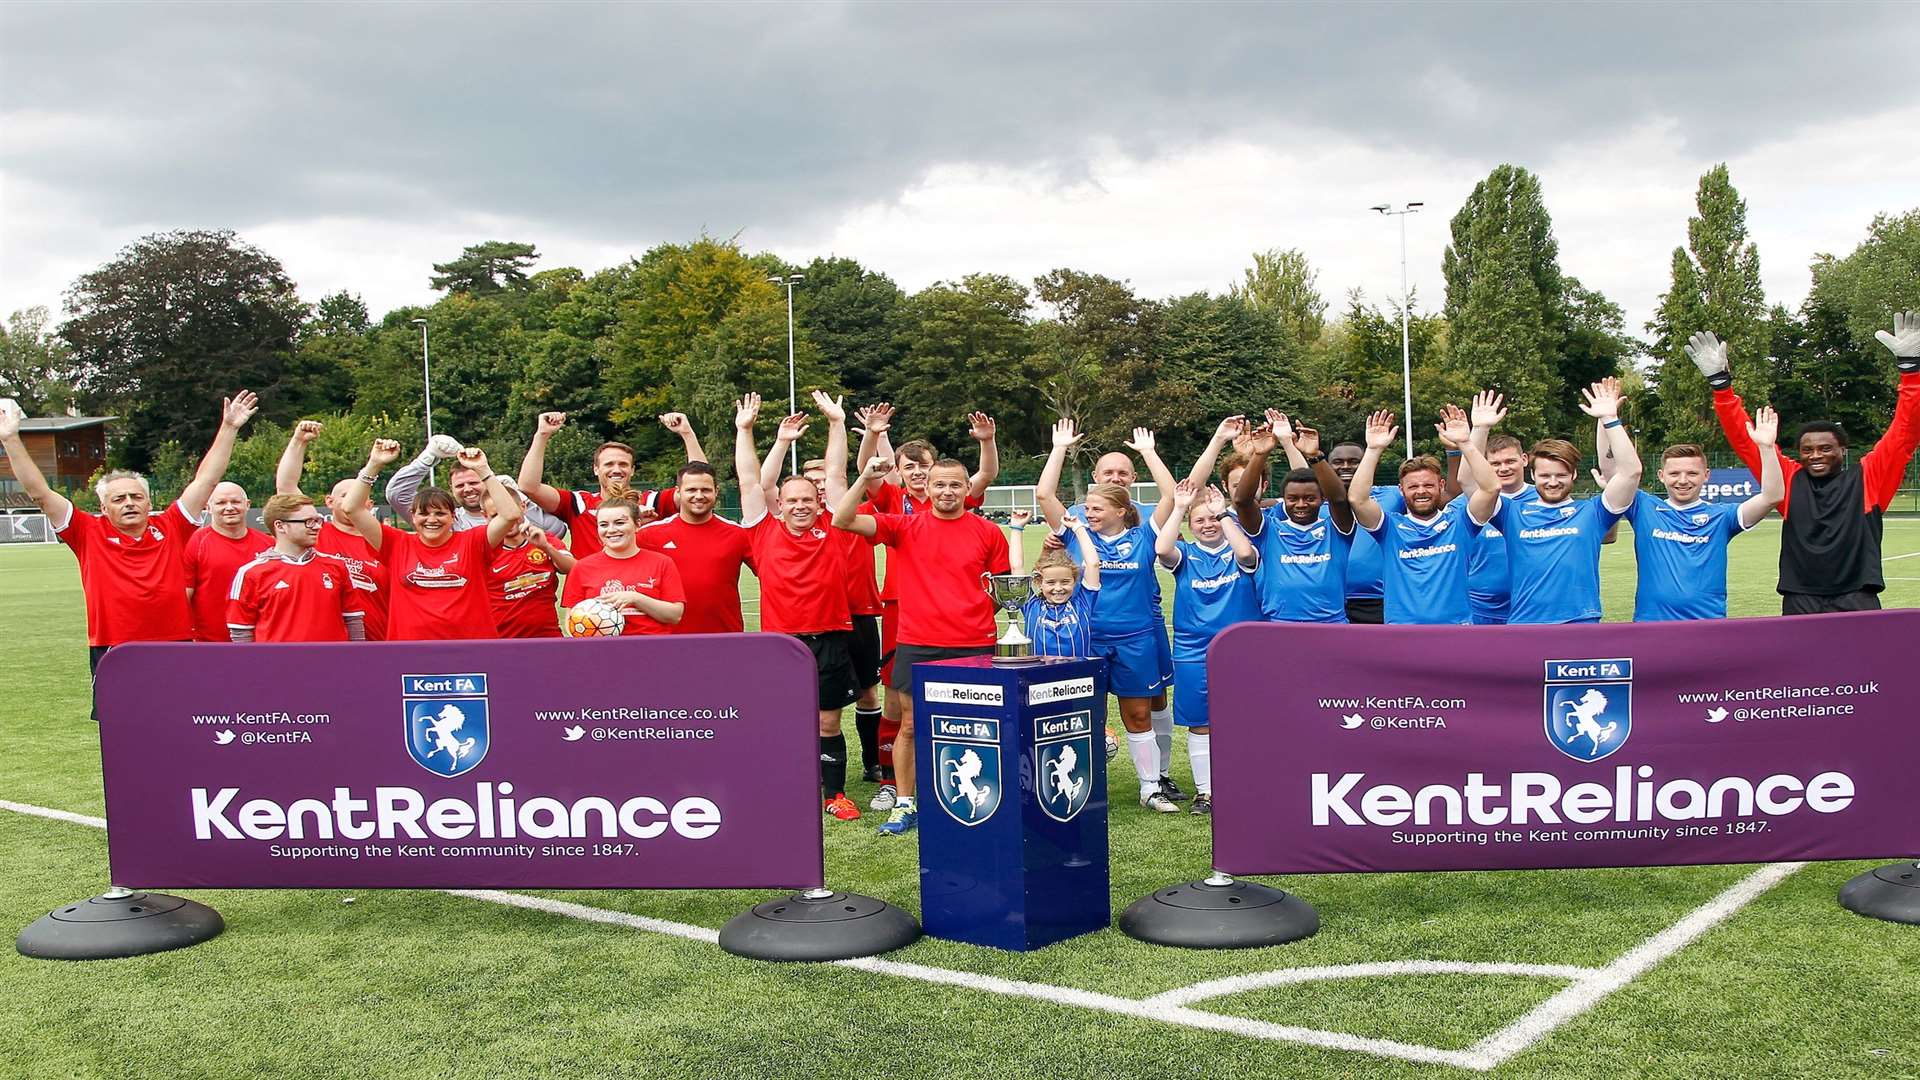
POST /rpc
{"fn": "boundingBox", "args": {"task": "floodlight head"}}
[1370,204,1391,213]
[1408,202,1425,210]
[412,318,428,326]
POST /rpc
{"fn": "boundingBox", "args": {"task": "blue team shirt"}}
[1168,539,1261,662]
[1467,483,1535,621]
[1249,505,1354,623]
[1491,494,1628,624]
[1023,583,1097,657]
[1071,520,1164,640]
[1067,500,1163,617]
[1625,491,1750,622]
[1367,499,1485,625]
[1329,485,1404,599]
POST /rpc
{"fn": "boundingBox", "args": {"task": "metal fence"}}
[0,513,57,544]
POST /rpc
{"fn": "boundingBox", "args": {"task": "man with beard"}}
[274,419,389,640]
[1347,403,1500,625]
[518,411,708,558]
[183,481,271,642]
[1696,313,1920,614]
[1232,419,1355,623]
[388,433,567,537]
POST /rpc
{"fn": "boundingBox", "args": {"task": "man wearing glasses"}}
[226,493,366,642]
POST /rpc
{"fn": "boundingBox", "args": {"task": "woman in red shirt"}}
[339,439,522,640]
[561,497,686,635]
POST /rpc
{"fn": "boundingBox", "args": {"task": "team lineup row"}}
[0,313,1915,835]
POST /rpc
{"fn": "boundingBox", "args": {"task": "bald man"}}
[183,481,272,641]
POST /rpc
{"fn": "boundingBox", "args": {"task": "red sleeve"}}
[552,488,584,524]
[183,529,203,580]
[1861,372,1920,511]
[655,557,685,603]
[379,523,412,560]
[868,481,903,514]
[870,512,908,546]
[55,507,94,551]
[560,561,588,608]
[226,569,258,630]
[655,487,678,517]
[1714,388,1800,516]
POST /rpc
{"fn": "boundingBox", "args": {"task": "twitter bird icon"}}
[213,730,236,745]
[1340,714,1365,730]
[562,725,586,741]
[1705,707,1730,723]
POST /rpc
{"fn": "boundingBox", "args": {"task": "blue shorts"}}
[1468,595,1508,625]
[1172,660,1211,728]
[1093,630,1171,698]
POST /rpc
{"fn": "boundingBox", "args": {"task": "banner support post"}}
[718,827,919,962]
[1118,867,1317,949]
[1839,860,1920,925]
[17,883,224,961]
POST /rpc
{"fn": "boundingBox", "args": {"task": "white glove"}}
[1875,311,1920,371]
[426,434,464,461]
[1683,331,1732,390]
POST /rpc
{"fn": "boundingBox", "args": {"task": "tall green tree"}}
[1807,209,1920,381]
[429,241,541,295]
[60,229,305,469]
[794,256,905,402]
[1442,165,1565,439]
[1559,277,1638,400]
[1230,248,1327,357]
[0,307,79,416]
[881,274,1037,454]
[1647,164,1770,449]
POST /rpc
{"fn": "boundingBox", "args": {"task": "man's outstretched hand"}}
[1875,311,1920,372]
[1684,331,1733,390]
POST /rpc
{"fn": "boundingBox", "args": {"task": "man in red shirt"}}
[273,419,389,639]
[636,460,752,634]
[835,454,1012,836]
[227,493,366,642]
[0,391,256,716]
[184,481,272,641]
[518,410,707,558]
[560,497,686,634]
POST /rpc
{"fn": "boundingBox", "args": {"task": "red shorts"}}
[878,600,899,686]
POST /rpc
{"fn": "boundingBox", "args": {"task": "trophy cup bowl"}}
[982,572,1041,664]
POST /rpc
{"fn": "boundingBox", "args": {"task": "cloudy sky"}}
[4,2,1916,342]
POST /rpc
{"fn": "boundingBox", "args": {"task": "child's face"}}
[1036,565,1077,605]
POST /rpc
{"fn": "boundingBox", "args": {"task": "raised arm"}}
[1067,517,1100,589]
[1006,508,1031,575]
[1156,479,1198,569]
[734,393,768,523]
[276,420,323,496]
[612,589,685,626]
[1232,424,1277,532]
[1035,418,1082,533]
[660,412,706,464]
[814,391,850,508]
[1126,427,1178,529]
[389,434,462,519]
[853,402,892,473]
[341,440,403,549]
[967,411,999,500]
[1212,485,1258,570]
[0,400,73,523]
[524,524,577,573]
[1348,411,1396,531]
[1863,312,1920,510]
[1580,381,1642,512]
[1739,406,1786,528]
[1264,410,1311,472]
[832,456,889,537]
[1460,395,1502,524]
[454,448,522,547]
[1187,416,1246,490]
[517,412,569,513]
[764,413,807,506]
[179,391,258,518]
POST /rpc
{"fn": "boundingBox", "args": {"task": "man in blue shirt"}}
[1349,403,1500,625]
[1456,426,1534,624]
[1620,409,1784,620]
[1232,418,1354,623]
[1493,380,1643,624]
[1326,440,1403,623]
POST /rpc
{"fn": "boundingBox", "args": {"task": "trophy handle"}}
[981,571,993,596]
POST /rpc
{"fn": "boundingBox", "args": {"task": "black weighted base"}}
[1839,862,1920,926]
[719,889,920,961]
[1120,875,1318,949]
[18,889,224,960]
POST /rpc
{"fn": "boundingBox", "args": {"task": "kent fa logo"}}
[1543,658,1631,761]
[402,673,490,777]
[929,714,1001,826]
[1033,710,1095,822]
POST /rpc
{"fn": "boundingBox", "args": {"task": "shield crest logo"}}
[1035,736,1092,822]
[402,673,492,777]
[934,742,1001,826]
[1543,658,1632,762]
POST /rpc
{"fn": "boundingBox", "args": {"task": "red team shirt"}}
[316,523,387,640]
[842,501,883,617]
[554,487,679,559]
[55,501,198,646]
[487,538,564,638]
[747,516,852,634]
[636,514,753,633]
[379,525,499,640]
[867,480,983,603]
[183,526,273,642]
[869,511,1010,647]
[225,550,364,642]
[561,548,686,636]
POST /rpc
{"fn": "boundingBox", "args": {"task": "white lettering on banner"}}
[1028,678,1095,705]
[1310,765,1854,827]
[191,782,723,842]
[924,682,1004,706]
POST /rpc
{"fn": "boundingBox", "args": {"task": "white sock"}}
[1151,707,1174,776]
[1127,731,1159,797]
[1189,733,1212,797]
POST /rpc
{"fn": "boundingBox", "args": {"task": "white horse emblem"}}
[1558,689,1618,757]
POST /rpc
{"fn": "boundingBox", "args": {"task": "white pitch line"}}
[1,798,1801,1072]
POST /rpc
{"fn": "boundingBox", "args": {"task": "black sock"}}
[854,707,882,764]
[820,734,847,798]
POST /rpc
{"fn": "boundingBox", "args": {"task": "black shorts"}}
[798,631,861,712]
[886,643,995,694]
[1781,590,1881,615]
[1344,596,1385,625]
[849,614,883,690]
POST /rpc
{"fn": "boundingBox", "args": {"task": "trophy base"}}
[990,654,1046,666]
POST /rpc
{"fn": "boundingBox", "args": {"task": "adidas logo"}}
[663,540,678,549]
[273,580,291,590]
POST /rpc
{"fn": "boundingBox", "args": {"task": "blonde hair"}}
[1085,483,1140,528]
[1032,547,1079,580]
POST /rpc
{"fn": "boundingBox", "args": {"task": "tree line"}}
[3,163,1915,506]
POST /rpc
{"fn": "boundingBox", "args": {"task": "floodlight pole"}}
[769,274,805,473]
[413,318,435,484]
[1371,203,1423,459]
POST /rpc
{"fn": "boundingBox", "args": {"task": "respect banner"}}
[97,636,823,890]
[1209,611,1920,874]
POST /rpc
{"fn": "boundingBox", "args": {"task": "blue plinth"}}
[913,656,1109,951]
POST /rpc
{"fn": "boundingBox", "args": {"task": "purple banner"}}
[98,636,823,890]
[1209,612,1920,874]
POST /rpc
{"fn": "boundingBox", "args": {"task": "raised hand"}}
[1264,409,1296,445]
[536,411,567,437]
[1242,423,1278,456]
[1578,380,1623,420]
[1436,404,1471,448]
[427,434,464,460]
[734,392,762,431]
[862,455,893,481]
[455,446,491,475]
[775,413,808,444]
[811,390,847,423]
[1875,311,1920,371]
[1171,477,1199,508]
[1684,331,1732,389]
[1212,415,1247,444]
[1203,484,1229,515]
[1123,427,1155,454]
[1748,405,1780,448]
[1470,390,1507,430]
[1294,424,1321,458]
[1009,508,1032,528]
[1364,410,1398,451]
[0,397,21,441]
[659,412,693,437]
[293,419,324,444]
[854,402,892,433]
[1051,418,1084,449]
[368,439,403,469]
[222,390,259,429]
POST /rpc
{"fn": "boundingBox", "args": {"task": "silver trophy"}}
[982,572,1040,664]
